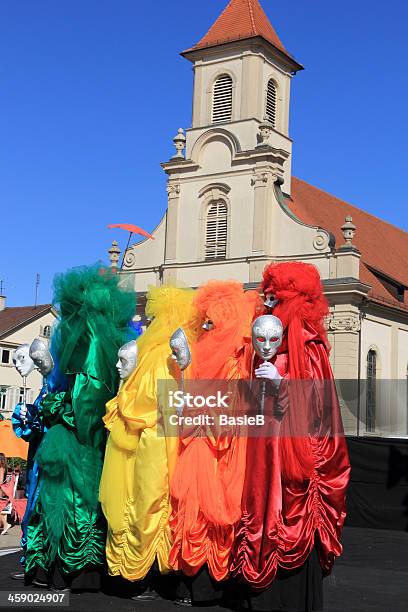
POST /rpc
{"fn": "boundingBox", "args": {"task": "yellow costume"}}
[99,286,198,580]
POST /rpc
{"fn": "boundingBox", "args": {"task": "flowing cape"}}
[231,327,350,589]
[169,282,262,581]
[25,264,136,577]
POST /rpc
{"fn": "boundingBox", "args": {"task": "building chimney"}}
[0,281,5,311]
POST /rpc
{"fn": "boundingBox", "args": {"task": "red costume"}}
[169,281,262,584]
[231,262,350,594]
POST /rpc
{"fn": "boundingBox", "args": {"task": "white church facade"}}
[112,0,408,437]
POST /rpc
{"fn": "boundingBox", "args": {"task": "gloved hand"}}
[19,403,28,421]
[255,362,282,383]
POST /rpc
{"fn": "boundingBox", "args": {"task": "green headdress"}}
[51,262,136,392]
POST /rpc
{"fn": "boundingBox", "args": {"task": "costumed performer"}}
[25,263,136,591]
[231,261,350,612]
[169,280,263,606]
[100,286,199,599]
[11,339,66,579]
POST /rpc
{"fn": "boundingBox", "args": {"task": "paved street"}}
[0,527,407,611]
[0,525,20,557]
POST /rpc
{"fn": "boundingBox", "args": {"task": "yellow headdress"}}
[136,285,199,360]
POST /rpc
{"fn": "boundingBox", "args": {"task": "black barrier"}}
[346,436,408,531]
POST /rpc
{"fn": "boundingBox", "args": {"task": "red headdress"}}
[262,261,329,379]
[261,261,330,480]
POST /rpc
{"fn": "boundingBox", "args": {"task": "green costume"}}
[25,264,135,588]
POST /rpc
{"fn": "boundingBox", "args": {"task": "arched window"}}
[205,200,228,260]
[366,350,377,432]
[265,79,277,127]
[43,325,51,339]
[212,74,233,123]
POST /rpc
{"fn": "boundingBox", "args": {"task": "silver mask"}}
[12,344,36,377]
[202,319,214,332]
[170,328,192,371]
[264,293,279,310]
[116,340,138,381]
[252,315,283,362]
[29,338,54,377]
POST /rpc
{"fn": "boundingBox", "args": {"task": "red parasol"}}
[108,223,155,270]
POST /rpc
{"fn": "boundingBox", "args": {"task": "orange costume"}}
[169,281,262,583]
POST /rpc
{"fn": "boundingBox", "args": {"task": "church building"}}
[112,0,408,437]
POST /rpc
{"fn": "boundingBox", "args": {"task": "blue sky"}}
[1,0,407,306]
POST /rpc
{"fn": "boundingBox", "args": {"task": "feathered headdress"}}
[262,261,329,378]
[51,263,136,390]
[193,280,263,380]
[136,285,199,360]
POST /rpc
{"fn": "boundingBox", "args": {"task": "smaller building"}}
[0,294,56,419]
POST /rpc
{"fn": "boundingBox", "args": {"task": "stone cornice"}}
[327,313,361,333]
[161,145,289,177]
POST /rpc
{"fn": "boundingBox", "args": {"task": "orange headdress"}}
[193,280,262,380]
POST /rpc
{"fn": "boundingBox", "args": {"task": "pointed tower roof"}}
[183,0,300,69]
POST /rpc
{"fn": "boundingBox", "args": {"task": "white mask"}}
[13,344,36,377]
[202,319,214,331]
[170,328,192,371]
[264,293,279,310]
[116,340,138,381]
[29,338,54,377]
[252,315,283,362]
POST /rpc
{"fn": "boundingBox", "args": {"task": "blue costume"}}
[12,367,66,565]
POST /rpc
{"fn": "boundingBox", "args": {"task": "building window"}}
[1,349,10,365]
[0,386,8,411]
[205,200,228,261]
[212,74,233,123]
[265,79,277,127]
[366,350,377,432]
[42,325,51,338]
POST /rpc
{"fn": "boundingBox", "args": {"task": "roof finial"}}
[172,128,186,159]
[341,215,356,246]
[108,240,121,269]
[257,117,274,147]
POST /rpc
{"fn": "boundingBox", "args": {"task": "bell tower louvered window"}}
[205,200,228,260]
[212,74,233,123]
[265,79,277,127]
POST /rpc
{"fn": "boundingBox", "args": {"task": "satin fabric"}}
[231,325,350,590]
[100,286,197,581]
[25,371,111,576]
[169,340,254,582]
[12,388,48,565]
[100,348,178,580]
[23,265,135,581]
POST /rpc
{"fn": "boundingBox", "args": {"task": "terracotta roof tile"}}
[289,177,408,311]
[0,304,52,338]
[187,0,290,57]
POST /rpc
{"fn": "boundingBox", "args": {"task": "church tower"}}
[123,0,333,290]
[183,0,302,189]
